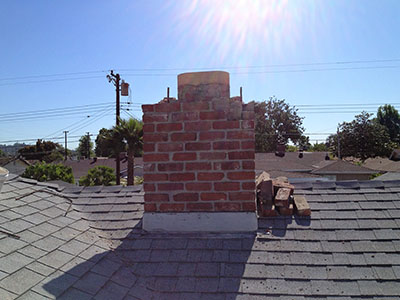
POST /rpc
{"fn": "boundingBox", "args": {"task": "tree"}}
[18,140,64,162]
[79,166,116,186]
[95,128,115,157]
[326,112,395,160]
[22,162,74,183]
[113,118,143,185]
[0,149,6,157]
[309,142,328,152]
[254,97,304,152]
[377,104,400,144]
[76,134,94,159]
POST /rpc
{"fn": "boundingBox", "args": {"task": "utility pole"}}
[63,131,68,160]
[107,70,122,185]
[337,126,341,159]
[86,132,90,159]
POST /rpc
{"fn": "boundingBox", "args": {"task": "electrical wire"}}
[0,59,399,86]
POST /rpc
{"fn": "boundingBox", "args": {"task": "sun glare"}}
[165,0,315,64]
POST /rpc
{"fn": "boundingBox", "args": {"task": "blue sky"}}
[1,0,400,149]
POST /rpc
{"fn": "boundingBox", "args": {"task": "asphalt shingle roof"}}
[1,175,400,299]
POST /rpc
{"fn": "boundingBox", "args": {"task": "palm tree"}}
[113,118,143,185]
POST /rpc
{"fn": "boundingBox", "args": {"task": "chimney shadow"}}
[258,215,311,237]
[43,220,256,299]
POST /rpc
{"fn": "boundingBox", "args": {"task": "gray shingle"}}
[72,272,109,295]
[0,252,33,274]
[38,250,74,269]
[0,268,44,295]
[94,281,128,300]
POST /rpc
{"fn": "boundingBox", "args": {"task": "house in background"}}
[0,157,30,175]
[311,159,376,181]
[63,156,144,183]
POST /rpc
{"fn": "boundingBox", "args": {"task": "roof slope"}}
[312,159,376,175]
[1,176,400,299]
[363,157,400,172]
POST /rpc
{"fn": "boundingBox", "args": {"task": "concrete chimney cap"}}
[178,71,229,86]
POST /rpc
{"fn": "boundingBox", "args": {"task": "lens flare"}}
[164,0,319,65]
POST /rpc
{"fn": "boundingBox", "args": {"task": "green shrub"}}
[22,162,74,183]
[79,166,116,186]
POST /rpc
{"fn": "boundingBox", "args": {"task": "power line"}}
[116,58,400,72]
[0,102,114,117]
[0,59,399,87]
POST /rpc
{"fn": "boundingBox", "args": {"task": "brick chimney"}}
[141,71,257,232]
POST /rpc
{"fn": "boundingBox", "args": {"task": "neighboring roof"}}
[373,172,400,181]
[0,157,30,167]
[63,157,139,179]
[256,169,322,179]
[363,157,400,172]
[255,152,328,172]
[1,175,400,299]
[312,159,376,175]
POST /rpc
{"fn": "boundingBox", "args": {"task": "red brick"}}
[159,203,185,212]
[144,194,169,202]
[143,183,156,192]
[228,151,255,160]
[241,120,255,129]
[200,193,227,201]
[242,202,256,211]
[199,111,226,120]
[186,162,212,171]
[143,163,156,172]
[213,120,240,129]
[213,141,240,150]
[143,153,169,162]
[156,123,182,132]
[169,173,195,181]
[227,131,254,140]
[185,142,211,151]
[199,131,225,141]
[143,114,168,123]
[158,163,184,172]
[227,171,255,180]
[143,133,168,142]
[186,203,213,211]
[144,203,157,212]
[171,112,199,121]
[158,183,184,191]
[173,153,197,161]
[185,121,212,131]
[242,182,256,191]
[242,161,255,169]
[171,132,197,141]
[241,141,255,150]
[142,104,154,112]
[158,143,183,152]
[242,111,255,120]
[199,152,226,160]
[182,102,209,111]
[213,161,240,170]
[228,192,255,201]
[214,182,240,191]
[214,202,241,212]
[143,143,155,152]
[143,124,155,133]
[144,173,168,181]
[155,102,180,112]
[198,172,224,181]
[173,193,199,202]
[186,182,212,191]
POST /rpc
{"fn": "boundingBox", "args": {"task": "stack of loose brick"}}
[142,71,256,214]
[256,172,311,217]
